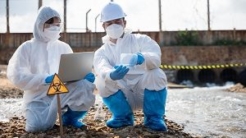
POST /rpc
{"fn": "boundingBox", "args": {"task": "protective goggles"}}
[44,22,62,28]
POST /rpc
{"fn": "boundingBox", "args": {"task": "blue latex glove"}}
[129,54,138,67]
[136,53,145,65]
[45,75,54,83]
[110,65,129,80]
[83,72,95,83]
[129,53,145,66]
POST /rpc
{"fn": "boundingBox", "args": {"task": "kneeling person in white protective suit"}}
[7,6,95,132]
[93,2,168,131]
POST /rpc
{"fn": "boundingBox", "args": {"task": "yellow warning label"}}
[47,73,69,95]
[160,63,246,70]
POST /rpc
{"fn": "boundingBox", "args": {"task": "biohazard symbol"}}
[47,73,69,95]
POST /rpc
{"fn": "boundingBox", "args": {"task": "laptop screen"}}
[58,52,94,82]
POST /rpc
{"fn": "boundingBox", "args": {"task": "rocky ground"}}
[0,65,199,138]
[4,65,246,138]
[1,64,246,138]
[0,65,246,138]
[3,64,237,138]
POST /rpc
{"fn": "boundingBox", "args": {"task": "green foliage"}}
[176,30,200,46]
[214,39,246,46]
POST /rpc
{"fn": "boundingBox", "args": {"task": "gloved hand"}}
[129,53,145,66]
[45,75,54,83]
[136,53,145,65]
[110,65,129,80]
[84,72,95,83]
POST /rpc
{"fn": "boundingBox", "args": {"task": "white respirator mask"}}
[44,26,61,41]
[106,24,124,39]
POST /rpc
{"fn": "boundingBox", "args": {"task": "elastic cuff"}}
[106,72,114,82]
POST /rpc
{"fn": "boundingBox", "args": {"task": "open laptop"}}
[58,52,94,82]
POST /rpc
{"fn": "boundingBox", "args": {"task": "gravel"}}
[0,65,199,138]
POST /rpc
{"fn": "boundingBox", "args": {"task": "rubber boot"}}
[103,90,134,128]
[143,88,168,131]
[62,106,87,128]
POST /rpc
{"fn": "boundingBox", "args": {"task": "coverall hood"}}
[33,6,61,42]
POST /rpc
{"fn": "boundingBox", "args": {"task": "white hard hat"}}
[100,2,127,22]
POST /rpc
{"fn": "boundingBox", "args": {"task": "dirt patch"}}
[227,83,246,93]
[0,111,197,138]
[0,65,200,138]
[0,70,23,99]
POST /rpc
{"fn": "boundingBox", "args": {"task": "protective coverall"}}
[93,30,168,131]
[7,6,95,132]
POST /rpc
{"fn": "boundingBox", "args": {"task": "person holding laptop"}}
[7,6,95,132]
[93,2,168,131]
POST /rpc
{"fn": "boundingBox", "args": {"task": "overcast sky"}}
[0,0,246,33]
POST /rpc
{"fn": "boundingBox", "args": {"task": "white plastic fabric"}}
[33,6,61,43]
[7,6,95,132]
[100,2,126,22]
[93,30,167,110]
